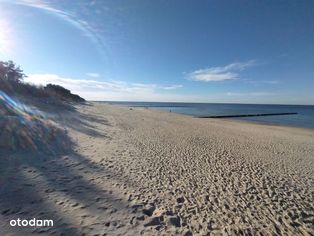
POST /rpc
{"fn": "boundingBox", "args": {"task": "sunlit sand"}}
[1,100,313,235]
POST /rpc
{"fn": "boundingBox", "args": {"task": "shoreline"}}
[107,102,314,133]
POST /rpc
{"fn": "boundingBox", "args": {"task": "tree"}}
[0,60,85,102]
[0,60,26,83]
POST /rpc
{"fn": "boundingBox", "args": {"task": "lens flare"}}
[0,90,68,152]
[0,90,45,120]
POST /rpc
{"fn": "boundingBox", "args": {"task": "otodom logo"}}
[10,218,54,227]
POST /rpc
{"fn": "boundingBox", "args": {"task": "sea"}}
[105,101,314,129]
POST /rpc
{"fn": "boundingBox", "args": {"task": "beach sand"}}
[0,102,313,235]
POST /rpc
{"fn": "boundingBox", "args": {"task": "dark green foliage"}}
[0,60,85,102]
[45,84,71,95]
[0,60,26,83]
[43,84,85,102]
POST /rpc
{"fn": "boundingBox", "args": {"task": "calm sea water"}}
[106,101,314,129]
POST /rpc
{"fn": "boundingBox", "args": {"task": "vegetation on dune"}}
[0,60,83,152]
[0,60,85,102]
[44,83,85,102]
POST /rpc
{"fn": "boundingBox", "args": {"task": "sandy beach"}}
[1,102,313,235]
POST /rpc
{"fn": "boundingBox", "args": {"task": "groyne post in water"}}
[198,112,298,118]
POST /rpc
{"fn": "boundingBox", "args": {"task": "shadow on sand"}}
[0,97,133,235]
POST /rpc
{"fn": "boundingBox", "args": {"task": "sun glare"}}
[0,19,14,56]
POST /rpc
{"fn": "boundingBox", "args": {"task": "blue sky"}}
[0,0,313,104]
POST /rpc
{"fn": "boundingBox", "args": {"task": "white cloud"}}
[190,71,236,82]
[24,74,184,101]
[226,91,273,96]
[22,74,313,104]
[86,72,100,78]
[188,60,256,82]
[261,80,279,84]
[161,85,183,90]
[245,79,279,85]
[131,83,183,90]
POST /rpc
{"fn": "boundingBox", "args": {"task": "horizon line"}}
[88,100,314,106]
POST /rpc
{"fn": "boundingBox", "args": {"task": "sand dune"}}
[1,102,313,235]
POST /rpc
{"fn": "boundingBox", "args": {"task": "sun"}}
[0,19,14,56]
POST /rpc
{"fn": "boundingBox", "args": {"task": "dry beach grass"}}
[0,102,313,235]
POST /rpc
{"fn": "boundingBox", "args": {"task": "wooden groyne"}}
[198,112,298,118]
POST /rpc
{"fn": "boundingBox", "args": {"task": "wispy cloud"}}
[260,80,279,84]
[24,74,310,104]
[244,79,280,85]
[131,83,183,90]
[226,91,273,97]
[161,84,183,90]
[86,72,100,78]
[13,0,105,55]
[24,74,184,101]
[188,60,256,82]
